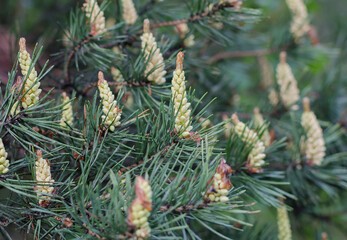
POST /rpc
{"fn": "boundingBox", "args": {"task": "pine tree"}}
[0,0,346,239]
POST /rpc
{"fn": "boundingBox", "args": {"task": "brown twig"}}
[64,36,91,86]
[207,46,287,64]
[118,140,177,174]
[159,203,209,213]
[85,193,111,209]
[81,80,151,96]
[152,1,239,28]
[159,201,259,214]
[118,160,145,174]
[2,112,25,129]
[168,176,197,182]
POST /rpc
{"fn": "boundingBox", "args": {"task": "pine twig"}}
[81,80,151,96]
[64,36,91,86]
[150,0,240,29]
[207,46,287,64]
[60,0,240,88]
[159,203,209,213]
[3,112,25,129]
[118,140,177,174]
[118,160,145,174]
[100,0,239,49]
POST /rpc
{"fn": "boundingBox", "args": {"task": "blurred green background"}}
[1,0,346,125]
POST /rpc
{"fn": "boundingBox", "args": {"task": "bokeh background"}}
[1,0,346,122]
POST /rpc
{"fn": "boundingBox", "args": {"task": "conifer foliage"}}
[0,0,346,239]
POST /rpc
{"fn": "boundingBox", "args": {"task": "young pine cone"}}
[98,72,122,131]
[277,201,292,240]
[18,38,42,109]
[276,52,300,110]
[268,88,279,107]
[83,0,106,36]
[286,0,310,43]
[127,176,152,239]
[175,23,195,47]
[171,52,193,138]
[60,92,73,127]
[121,0,138,25]
[141,19,167,85]
[111,67,125,91]
[0,138,10,175]
[253,108,271,147]
[222,114,233,139]
[35,150,54,205]
[301,98,326,166]
[232,114,266,172]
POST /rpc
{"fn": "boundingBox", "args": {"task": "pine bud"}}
[171,52,193,138]
[232,114,265,172]
[268,88,279,106]
[0,138,10,175]
[10,100,21,118]
[127,176,152,239]
[222,114,233,139]
[60,92,73,127]
[105,17,116,29]
[277,200,292,240]
[141,19,167,85]
[253,108,271,147]
[111,67,125,92]
[301,98,326,166]
[35,150,54,205]
[175,23,195,47]
[111,67,124,83]
[204,4,224,29]
[321,232,328,240]
[83,0,106,36]
[18,38,42,109]
[205,158,233,202]
[10,101,21,116]
[124,92,134,109]
[9,76,24,116]
[121,0,138,25]
[258,56,274,89]
[198,117,212,130]
[276,52,300,110]
[112,46,122,55]
[286,0,310,43]
[62,32,73,48]
[98,71,122,131]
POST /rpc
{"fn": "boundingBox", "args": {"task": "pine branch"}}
[100,0,240,49]
[2,112,26,129]
[118,140,177,174]
[81,80,152,96]
[207,46,288,64]
[60,0,240,88]
[64,35,91,86]
[159,202,210,213]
